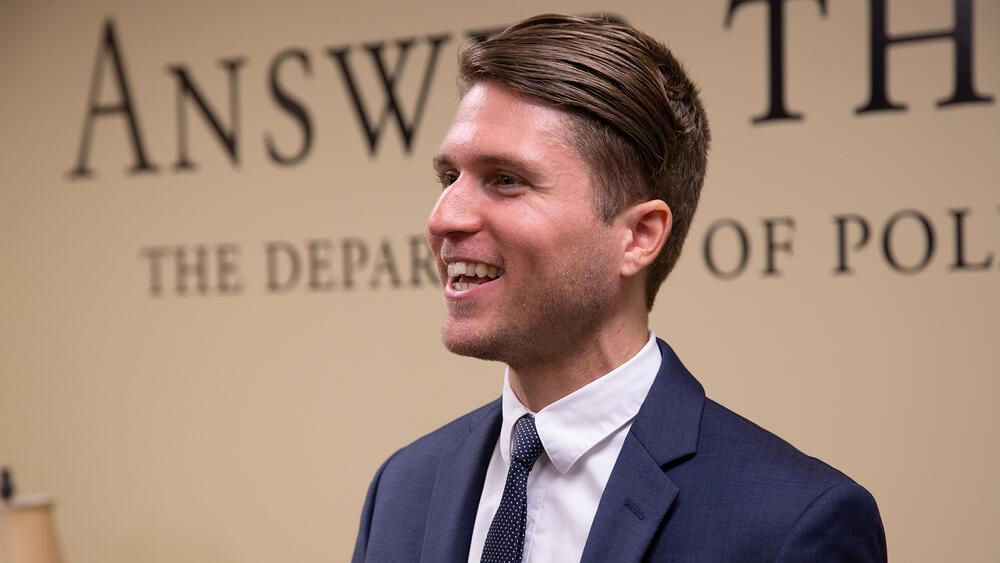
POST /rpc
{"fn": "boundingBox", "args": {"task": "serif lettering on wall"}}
[138,205,1000,297]
[69,20,452,178]
[70,1,994,178]
[724,0,992,123]
[139,235,438,297]
[700,206,999,279]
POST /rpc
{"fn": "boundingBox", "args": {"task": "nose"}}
[426,177,482,239]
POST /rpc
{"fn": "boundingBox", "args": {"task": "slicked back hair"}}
[458,14,710,310]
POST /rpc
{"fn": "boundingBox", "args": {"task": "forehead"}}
[434,82,581,170]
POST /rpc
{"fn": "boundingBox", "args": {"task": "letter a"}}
[69,19,158,178]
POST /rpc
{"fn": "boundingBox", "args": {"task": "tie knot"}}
[511,415,544,469]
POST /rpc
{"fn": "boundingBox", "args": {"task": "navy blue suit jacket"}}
[352,340,887,562]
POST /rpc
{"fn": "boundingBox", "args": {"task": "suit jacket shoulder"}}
[352,400,501,563]
[646,396,887,561]
[581,339,886,562]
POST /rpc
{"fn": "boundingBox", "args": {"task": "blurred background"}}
[1,0,997,561]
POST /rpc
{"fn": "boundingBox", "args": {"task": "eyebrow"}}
[432,152,535,174]
[431,153,452,171]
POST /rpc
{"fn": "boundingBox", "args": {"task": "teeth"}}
[446,261,503,280]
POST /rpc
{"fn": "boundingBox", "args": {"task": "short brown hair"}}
[458,14,710,310]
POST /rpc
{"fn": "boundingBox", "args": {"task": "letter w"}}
[328,34,450,156]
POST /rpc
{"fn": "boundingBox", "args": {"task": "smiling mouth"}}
[447,261,504,291]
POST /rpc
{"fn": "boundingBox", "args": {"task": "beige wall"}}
[1,0,997,561]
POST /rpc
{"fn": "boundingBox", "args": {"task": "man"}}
[353,14,886,563]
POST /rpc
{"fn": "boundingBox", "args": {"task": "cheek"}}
[571,219,621,272]
[518,214,612,267]
[500,217,566,265]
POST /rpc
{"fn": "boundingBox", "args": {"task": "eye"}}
[437,171,459,187]
[494,173,527,192]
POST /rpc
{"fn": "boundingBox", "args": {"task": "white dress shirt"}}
[467,332,662,563]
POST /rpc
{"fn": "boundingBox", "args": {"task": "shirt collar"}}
[499,331,661,474]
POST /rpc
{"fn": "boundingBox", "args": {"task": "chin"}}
[440,324,506,362]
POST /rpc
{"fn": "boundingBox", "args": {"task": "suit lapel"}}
[580,339,705,562]
[420,401,502,563]
[579,434,678,563]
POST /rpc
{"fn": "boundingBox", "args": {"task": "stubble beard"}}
[440,256,617,370]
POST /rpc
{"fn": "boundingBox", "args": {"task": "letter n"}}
[69,19,157,178]
[168,58,245,170]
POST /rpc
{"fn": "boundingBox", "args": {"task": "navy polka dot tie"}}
[481,414,545,563]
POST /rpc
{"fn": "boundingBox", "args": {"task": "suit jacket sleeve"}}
[352,454,393,563]
[775,481,887,562]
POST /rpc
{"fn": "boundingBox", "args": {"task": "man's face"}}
[426,82,623,367]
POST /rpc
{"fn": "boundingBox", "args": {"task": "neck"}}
[507,316,650,412]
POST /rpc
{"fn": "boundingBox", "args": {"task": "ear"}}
[618,199,671,278]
